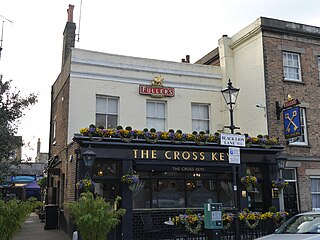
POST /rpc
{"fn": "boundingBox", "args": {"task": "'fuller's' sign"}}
[139,75,175,98]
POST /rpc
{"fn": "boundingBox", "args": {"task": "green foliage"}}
[269,206,277,213]
[0,197,42,240]
[37,177,47,189]
[0,75,37,181]
[69,192,126,240]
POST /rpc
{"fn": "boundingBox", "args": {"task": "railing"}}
[133,209,280,240]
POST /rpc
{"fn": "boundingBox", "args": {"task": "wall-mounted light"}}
[276,153,287,170]
[82,145,96,178]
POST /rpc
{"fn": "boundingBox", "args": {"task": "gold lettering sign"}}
[133,149,227,162]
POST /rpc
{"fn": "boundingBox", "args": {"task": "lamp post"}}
[82,145,96,178]
[221,79,240,240]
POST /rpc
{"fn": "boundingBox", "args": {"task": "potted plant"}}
[121,172,140,191]
[76,178,95,193]
[271,178,288,190]
[241,175,257,191]
[69,192,126,240]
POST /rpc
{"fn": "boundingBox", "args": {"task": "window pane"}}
[311,178,320,192]
[192,120,201,131]
[107,115,117,129]
[133,180,150,208]
[96,114,106,128]
[312,195,320,208]
[96,97,106,113]
[147,102,156,117]
[152,180,185,208]
[201,105,209,119]
[282,169,296,180]
[157,103,165,117]
[192,105,199,118]
[108,98,118,114]
[146,118,154,129]
[186,179,218,208]
[155,119,165,132]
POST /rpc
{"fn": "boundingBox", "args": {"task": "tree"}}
[0,74,37,183]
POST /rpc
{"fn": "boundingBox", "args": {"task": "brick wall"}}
[263,33,320,211]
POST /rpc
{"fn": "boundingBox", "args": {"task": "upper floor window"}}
[289,108,308,146]
[283,52,302,81]
[192,103,210,133]
[96,96,118,129]
[311,177,320,211]
[146,101,166,131]
[51,117,57,145]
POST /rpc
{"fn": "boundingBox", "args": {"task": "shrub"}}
[69,192,126,240]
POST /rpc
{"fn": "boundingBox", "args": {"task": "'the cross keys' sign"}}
[283,107,301,139]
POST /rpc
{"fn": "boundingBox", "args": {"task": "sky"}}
[1,0,320,160]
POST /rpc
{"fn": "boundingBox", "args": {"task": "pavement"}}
[13,212,70,240]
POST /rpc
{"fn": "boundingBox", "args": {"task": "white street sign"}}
[228,147,241,164]
[220,133,245,147]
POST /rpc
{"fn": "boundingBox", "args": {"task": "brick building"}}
[197,17,320,213]
[47,6,288,239]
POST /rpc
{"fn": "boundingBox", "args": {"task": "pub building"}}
[50,133,283,239]
[47,5,287,239]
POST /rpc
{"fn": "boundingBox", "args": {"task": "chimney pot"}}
[182,59,186,63]
[186,55,190,63]
[67,4,74,22]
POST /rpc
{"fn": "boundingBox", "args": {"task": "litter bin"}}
[44,204,59,230]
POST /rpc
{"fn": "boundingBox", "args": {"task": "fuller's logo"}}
[139,75,175,98]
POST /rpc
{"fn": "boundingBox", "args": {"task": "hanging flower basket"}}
[121,173,140,191]
[76,178,95,193]
[272,178,288,190]
[241,175,257,187]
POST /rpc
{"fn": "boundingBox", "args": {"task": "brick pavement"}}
[12,212,70,240]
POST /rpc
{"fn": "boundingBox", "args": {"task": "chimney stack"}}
[181,55,190,63]
[67,4,74,22]
[37,138,41,154]
[61,4,76,69]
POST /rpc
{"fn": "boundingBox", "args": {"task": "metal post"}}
[222,80,241,239]
[230,100,240,240]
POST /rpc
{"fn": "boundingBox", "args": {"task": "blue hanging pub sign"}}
[282,95,301,139]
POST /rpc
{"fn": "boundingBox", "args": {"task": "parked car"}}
[255,211,320,239]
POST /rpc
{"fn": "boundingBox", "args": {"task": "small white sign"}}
[228,147,241,164]
[220,133,245,147]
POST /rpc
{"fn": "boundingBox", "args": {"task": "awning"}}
[26,181,40,189]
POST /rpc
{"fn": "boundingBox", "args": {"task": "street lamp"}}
[82,145,96,178]
[221,79,240,240]
[221,79,240,134]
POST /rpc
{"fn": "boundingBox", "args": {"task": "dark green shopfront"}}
[53,136,283,239]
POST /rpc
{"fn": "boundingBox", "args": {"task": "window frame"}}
[317,56,320,80]
[283,52,302,82]
[146,100,166,131]
[191,103,210,133]
[95,96,119,129]
[311,176,320,211]
[289,108,308,146]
